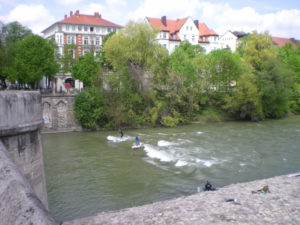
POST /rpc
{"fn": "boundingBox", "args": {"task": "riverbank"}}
[64,173,300,225]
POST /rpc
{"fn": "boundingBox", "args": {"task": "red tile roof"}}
[198,23,217,36]
[147,17,188,40]
[59,10,121,27]
[272,36,299,48]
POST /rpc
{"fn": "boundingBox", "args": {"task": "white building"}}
[218,31,249,52]
[41,10,121,93]
[146,16,218,54]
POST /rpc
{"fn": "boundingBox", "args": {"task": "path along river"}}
[42,116,300,222]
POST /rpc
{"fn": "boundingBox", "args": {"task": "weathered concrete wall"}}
[0,140,56,225]
[41,95,81,132]
[0,91,49,210]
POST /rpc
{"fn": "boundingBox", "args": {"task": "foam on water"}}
[143,144,173,162]
[196,131,203,134]
[175,160,188,167]
[157,140,175,147]
[107,135,132,143]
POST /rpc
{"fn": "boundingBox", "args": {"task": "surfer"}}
[203,181,215,191]
[135,136,140,146]
[119,129,124,138]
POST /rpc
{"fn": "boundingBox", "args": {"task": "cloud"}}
[55,0,83,6]
[81,0,127,26]
[127,0,201,21]
[0,4,55,35]
[128,0,300,39]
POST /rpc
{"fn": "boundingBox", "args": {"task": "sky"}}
[0,0,300,39]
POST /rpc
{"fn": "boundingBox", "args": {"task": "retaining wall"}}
[0,91,55,224]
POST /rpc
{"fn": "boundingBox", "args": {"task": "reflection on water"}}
[42,116,300,222]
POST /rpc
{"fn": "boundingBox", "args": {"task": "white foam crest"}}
[157,140,175,147]
[107,135,132,143]
[195,158,218,167]
[197,131,203,134]
[175,160,188,167]
[143,144,173,162]
[240,163,246,167]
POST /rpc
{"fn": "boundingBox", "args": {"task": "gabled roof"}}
[42,10,121,33]
[146,17,188,34]
[272,36,300,48]
[198,23,217,36]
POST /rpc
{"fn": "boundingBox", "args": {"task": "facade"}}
[218,31,249,52]
[146,16,218,54]
[41,10,121,92]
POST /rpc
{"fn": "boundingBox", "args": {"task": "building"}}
[272,37,300,48]
[196,22,219,53]
[218,31,249,52]
[146,16,218,54]
[41,10,122,93]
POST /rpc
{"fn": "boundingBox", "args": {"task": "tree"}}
[13,35,59,88]
[103,21,167,89]
[0,21,32,87]
[71,52,100,87]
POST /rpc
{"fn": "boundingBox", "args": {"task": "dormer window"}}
[202,36,205,42]
[163,33,166,39]
[172,34,176,40]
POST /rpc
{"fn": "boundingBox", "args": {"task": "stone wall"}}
[42,95,81,132]
[0,91,54,224]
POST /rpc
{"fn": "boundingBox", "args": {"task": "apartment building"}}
[146,16,218,53]
[41,10,121,92]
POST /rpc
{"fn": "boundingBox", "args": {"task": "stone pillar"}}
[0,91,48,209]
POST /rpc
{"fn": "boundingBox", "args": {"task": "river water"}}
[42,116,300,222]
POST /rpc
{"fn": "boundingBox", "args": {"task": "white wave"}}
[195,158,218,167]
[143,144,173,162]
[175,160,188,167]
[157,140,175,147]
[107,135,132,143]
[240,163,246,167]
[197,131,203,134]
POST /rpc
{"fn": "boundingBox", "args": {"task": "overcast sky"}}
[0,0,299,39]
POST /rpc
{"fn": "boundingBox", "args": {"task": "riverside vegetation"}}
[1,21,300,128]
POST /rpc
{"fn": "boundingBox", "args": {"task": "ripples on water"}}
[42,116,300,222]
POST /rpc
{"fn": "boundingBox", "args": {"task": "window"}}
[202,36,205,42]
[107,27,111,33]
[163,44,167,49]
[58,25,62,32]
[83,49,89,55]
[84,37,88,45]
[184,35,186,40]
[192,35,195,41]
[113,28,116,33]
[163,33,166,39]
[78,26,82,31]
[72,25,75,31]
[172,34,176,40]
[101,28,106,33]
[90,27,94,32]
[68,49,74,59]
[186,26,188,30]
[190,26,192,31]
[84,26,88,32]
[66,25,69,31]
[96,37,100,45]
[96,27,100,33]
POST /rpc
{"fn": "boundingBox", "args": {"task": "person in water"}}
[119,129,124,138]
[203,180,215,191]
[135,136,140,146]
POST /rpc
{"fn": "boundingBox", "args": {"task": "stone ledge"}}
[0,120,44,137]
[64,173,300,225]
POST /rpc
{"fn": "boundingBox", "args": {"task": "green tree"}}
[71,52,100,87]
[103,21,167,89]
[13,35,59,88]
[0,21,32,87]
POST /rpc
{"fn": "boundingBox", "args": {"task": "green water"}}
[42,116,300,222]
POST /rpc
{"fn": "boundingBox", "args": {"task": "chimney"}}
[161,16,167,26]
[64,14,67,19]
[75,10,80,16]
[94,12,101,19]
[194,20,199,28]
[70,11,73,16]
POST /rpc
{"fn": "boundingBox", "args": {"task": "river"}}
[42,116,300,222]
